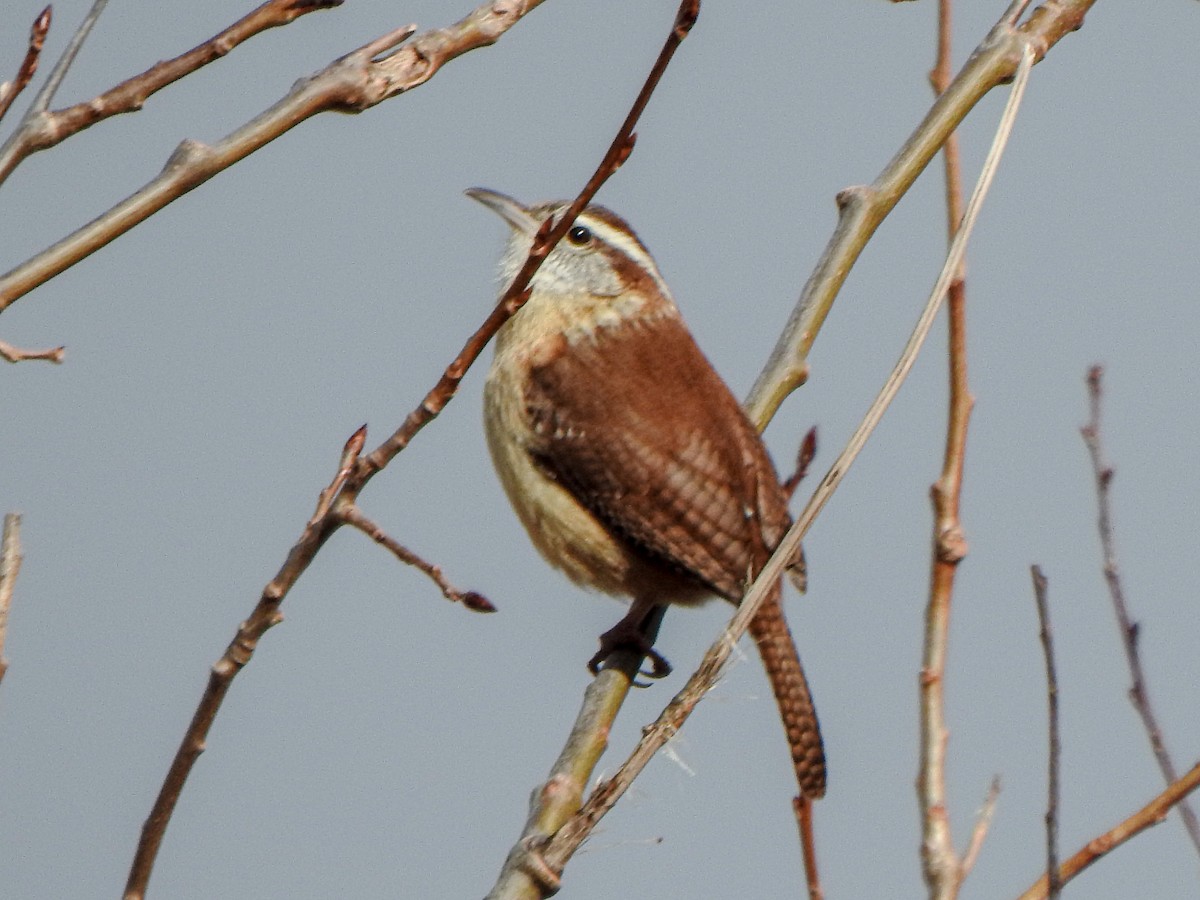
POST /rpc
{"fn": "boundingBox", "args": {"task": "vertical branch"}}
[0,513,22,685]
[919,1,976,894]
[1079,367,1200,854]
[1030,566,1061,898]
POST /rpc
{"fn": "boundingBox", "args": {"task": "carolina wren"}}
[469,188,826,798]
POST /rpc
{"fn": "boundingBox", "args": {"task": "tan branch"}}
[744,0,1095,428]
[0,513,23,685]
[0,336,64,363]
[0,0,554,314]
[1016,761,1200,900]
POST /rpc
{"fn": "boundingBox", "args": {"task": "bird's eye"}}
[567,225,592,245]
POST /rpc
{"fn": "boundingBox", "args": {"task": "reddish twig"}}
[0,513,23,686]
[918,0,978,893]
[1030,565,1061,898]
[0,5,51,124]
[0,336,64,363]
[781,426,818,502]
[1016,760,1200,900]
[794,796,824,900]
[127,3,692,895]
[1080,366,1200,854]
[339,505,495,613]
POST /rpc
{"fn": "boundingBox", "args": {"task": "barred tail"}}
[747,585,826,798]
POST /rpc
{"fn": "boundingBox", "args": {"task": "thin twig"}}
[0,336,64,363]
[127,3,690,896]
[0,5,51,124]
[339,506,495,612]
[1080,366,1200,854]
[532,39,1038,886]
[960,777,1001,877]
[0,0,343,187]
[0,513,23,686]
[1031,566,1061,898]
[1016,760,1200,900]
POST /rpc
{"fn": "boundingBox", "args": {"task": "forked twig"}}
[1080,367,1200,854]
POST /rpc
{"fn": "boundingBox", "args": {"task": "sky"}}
[3,1,1199,898]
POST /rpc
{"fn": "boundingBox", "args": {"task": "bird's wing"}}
[524,314,791,601]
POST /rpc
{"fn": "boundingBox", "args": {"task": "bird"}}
[469,188,825,798]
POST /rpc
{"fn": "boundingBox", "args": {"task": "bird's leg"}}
[587,598,671,680]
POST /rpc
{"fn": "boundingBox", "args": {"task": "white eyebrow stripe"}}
[576,212,674,301]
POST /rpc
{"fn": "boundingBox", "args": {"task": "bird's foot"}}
[587,619,672,681]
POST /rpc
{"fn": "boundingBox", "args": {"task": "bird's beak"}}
[465,187,539,237]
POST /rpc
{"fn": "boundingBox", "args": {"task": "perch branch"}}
[493,41,1037,896]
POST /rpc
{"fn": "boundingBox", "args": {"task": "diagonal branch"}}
[1080,366,1200,854]
[0,0,555,313]
[0,0,343,187]
[0,336,64,363]
[744,0,1095,428]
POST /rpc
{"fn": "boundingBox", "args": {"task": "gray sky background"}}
[3,1,1199,897]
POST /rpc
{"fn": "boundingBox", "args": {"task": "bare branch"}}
[1031,566,1061,898]
[0,336,64,363]
[0,5,51,124]
[1080,366,1200,854]
[0,0,343,187]
[0,0,555,313]
[339,505,495,613]
[1016,761,1200,900]
[27,0,107,115]
[0,513,23,685]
